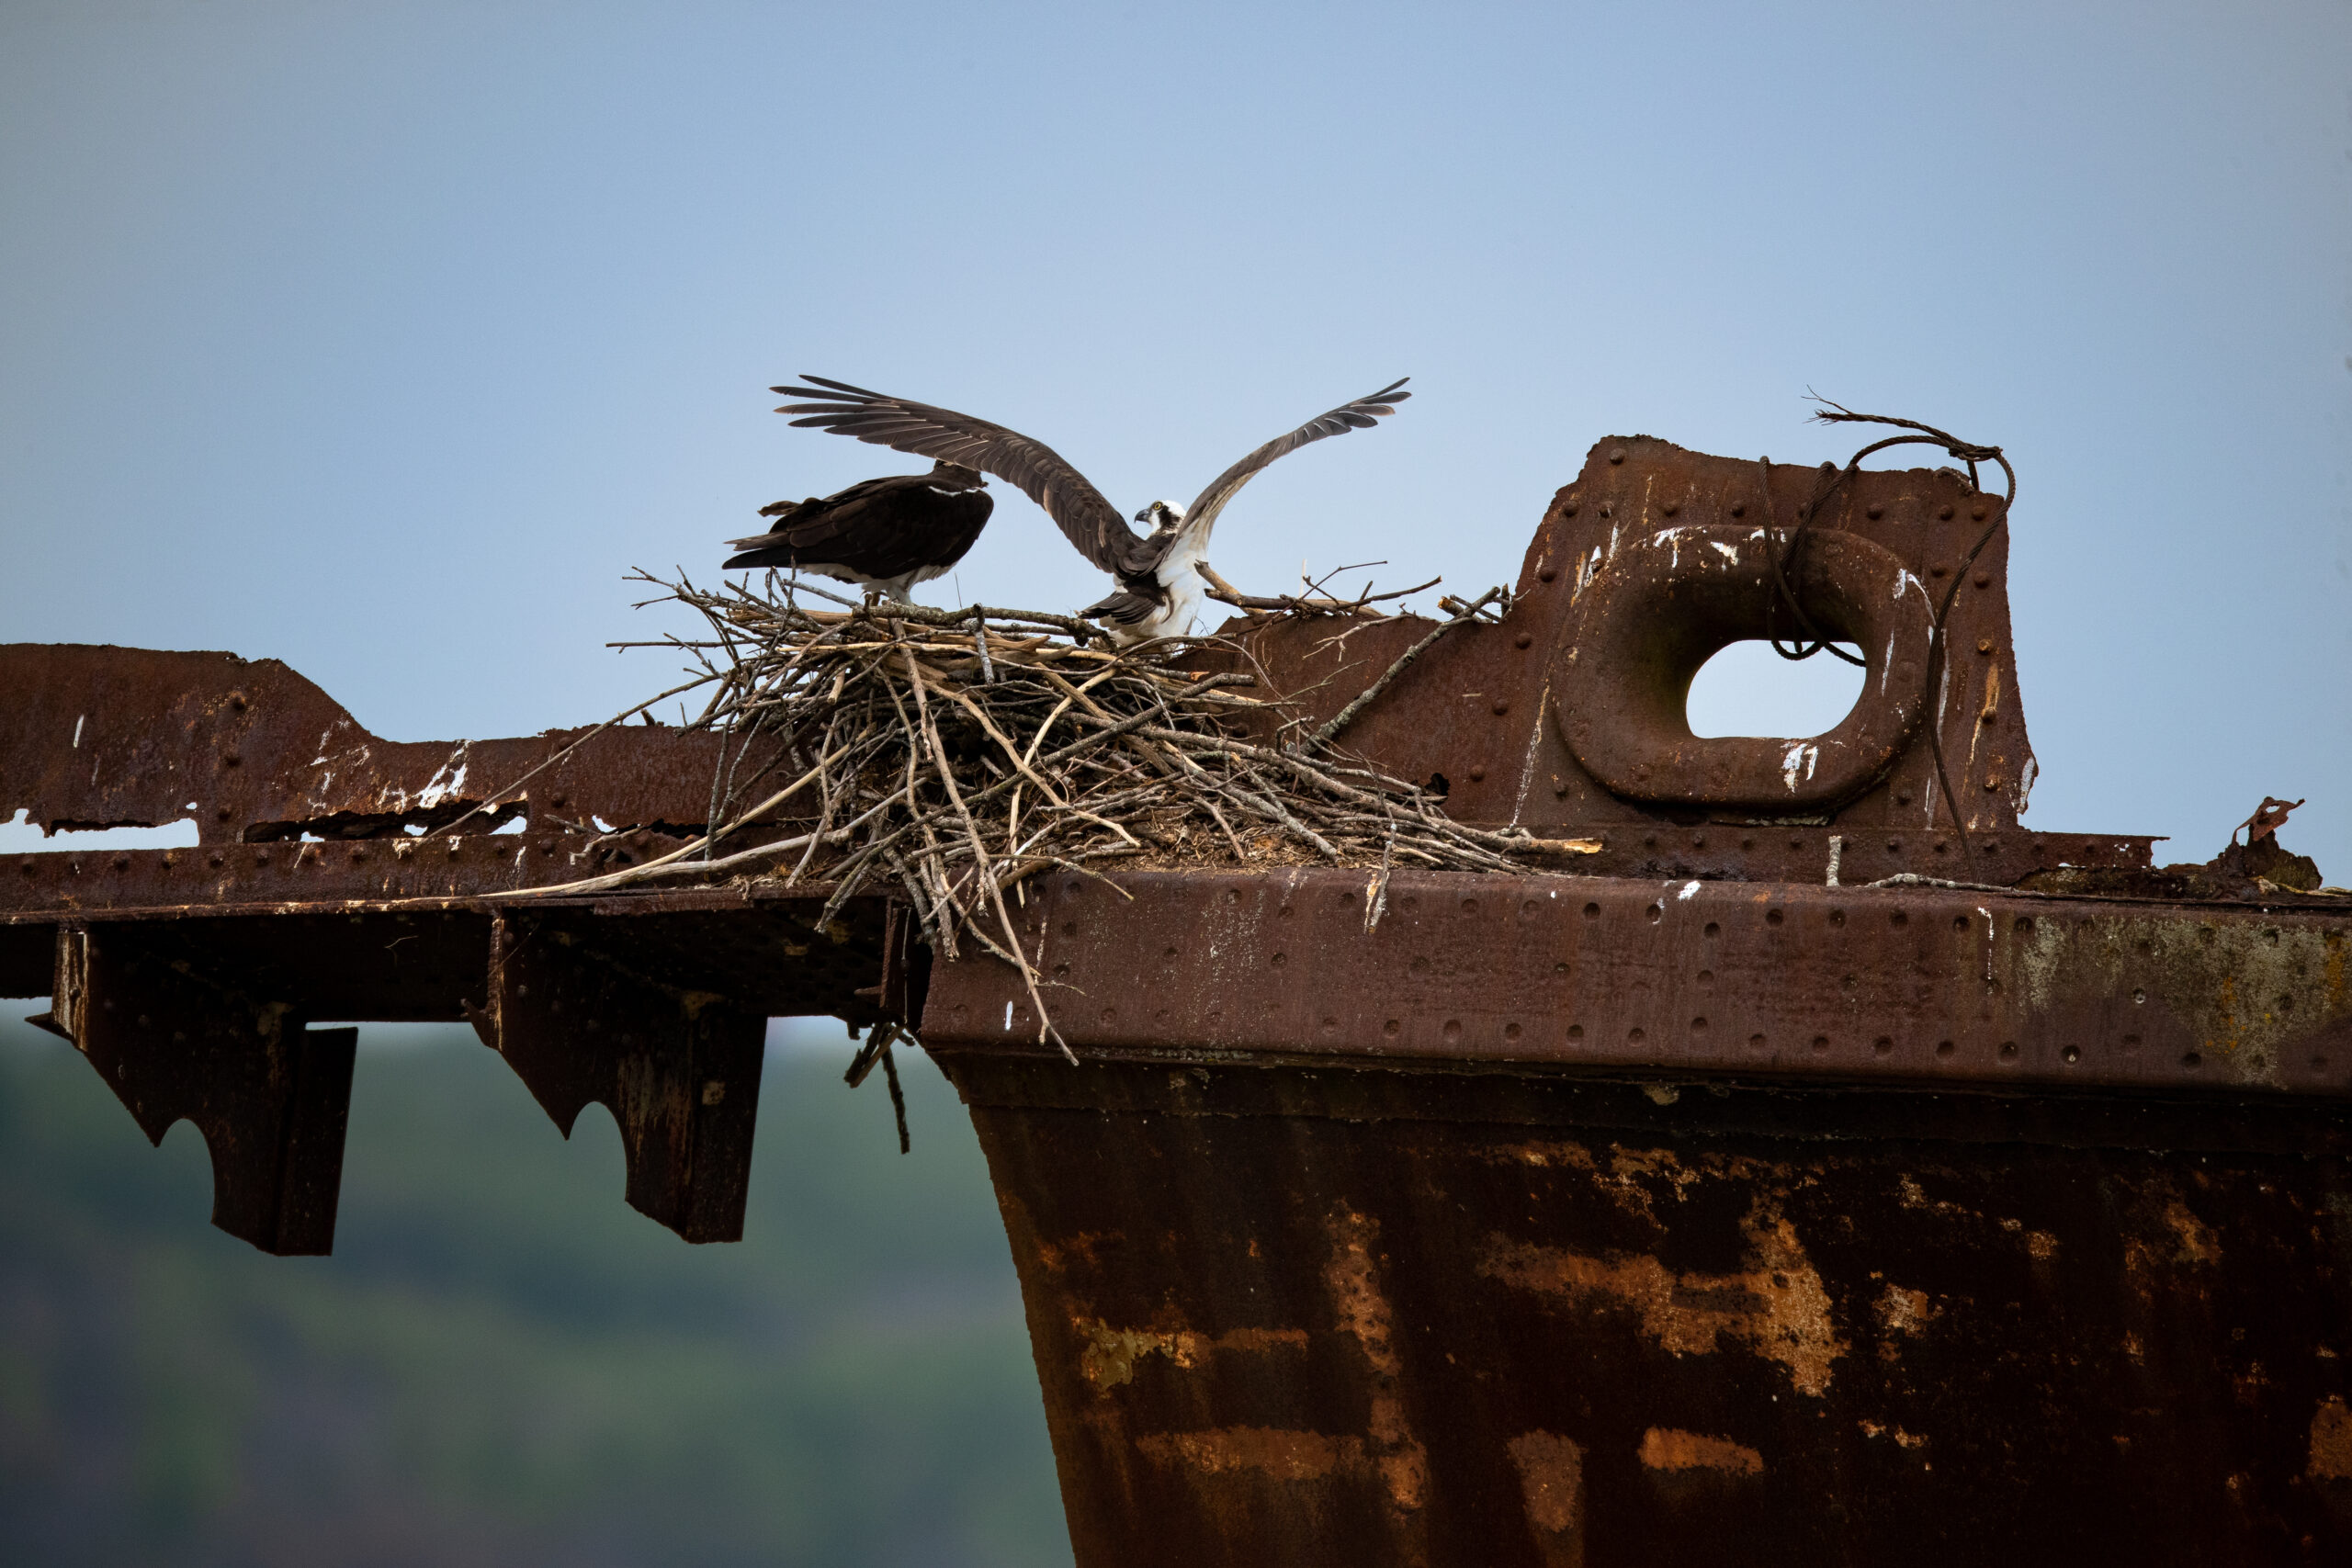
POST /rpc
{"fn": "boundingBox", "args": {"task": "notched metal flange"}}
[467,912,766,1243]
[31,924,356,1254]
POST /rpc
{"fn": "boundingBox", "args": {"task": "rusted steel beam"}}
[466,912,768,1243]
[922,870,2352,1098]
[0,643,775,845]
[0,840,897,1248]
[31,925,356,1255]
[0,823,2166,919]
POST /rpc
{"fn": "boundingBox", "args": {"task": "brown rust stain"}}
[1480,1141,1794,1230]
[2312,1397,2352,1482]
[1135,1427,1364,1483]
[2126,1195,2222,1275]
[1507,1431,1586,1568]
[1875,1283,1939,1337]
[1078,1321,1198,1390]
[2163,1201,2219,1264]
[1858,1419,1928,1450]
[1035,1229,1122,1276]
[1325,1207,1431,1516]
[1477,1199,1846,1396]
[1638,1427,1765,1475]
[1075,1319,1311,1391]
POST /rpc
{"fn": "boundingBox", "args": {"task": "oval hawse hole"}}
[1684,639,1866,739]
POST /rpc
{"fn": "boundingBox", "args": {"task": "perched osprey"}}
[723,460,991,602]
[769,375,1411,642]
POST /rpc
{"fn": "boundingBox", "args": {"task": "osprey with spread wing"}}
[762,375,1411,643]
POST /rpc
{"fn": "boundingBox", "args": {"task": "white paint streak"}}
[1508,680,1554,827]
[1003,1000,1013,1032]
[1677,880,1702,901]
[416,752,469,812]
[71,716,84,749]
[1710,541,1739,564]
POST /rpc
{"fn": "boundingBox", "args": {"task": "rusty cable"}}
[1765,401,2018,858]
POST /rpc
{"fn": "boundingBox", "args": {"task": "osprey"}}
[769,374,1411,642]
[722,460,991,602]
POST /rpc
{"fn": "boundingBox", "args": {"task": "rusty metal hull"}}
[935,1050,2352,1566]
[918,864,2352,1563]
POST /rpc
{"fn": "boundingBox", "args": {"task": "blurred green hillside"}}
[0,1012,1069,1567]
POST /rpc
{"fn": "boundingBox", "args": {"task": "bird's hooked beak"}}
[1133,500,1184,534]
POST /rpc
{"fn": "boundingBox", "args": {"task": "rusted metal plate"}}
[1198,440,2035,840]
[0,643,778,844]
[35,924,356,1255]
[468,912,768,1242]
[931,1053,2352,1567]
[922,870,2352,1099]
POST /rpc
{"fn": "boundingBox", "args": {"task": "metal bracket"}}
[467,912,766,1243]
[31,924,356,1255]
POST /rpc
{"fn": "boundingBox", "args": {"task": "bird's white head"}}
[1134,500,1185,536]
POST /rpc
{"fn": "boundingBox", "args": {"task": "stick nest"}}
[545,570,1590,1054]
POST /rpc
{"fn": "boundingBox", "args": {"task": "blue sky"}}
[3,0,2347,874]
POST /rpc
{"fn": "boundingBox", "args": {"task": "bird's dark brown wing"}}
[1180,378,1410,538]
[724,472,992,580]
[774,377,1145,574]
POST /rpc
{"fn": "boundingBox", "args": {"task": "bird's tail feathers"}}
[1080,588,1161,626]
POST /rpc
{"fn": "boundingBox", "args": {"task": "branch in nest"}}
[1204,561,1442,620]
